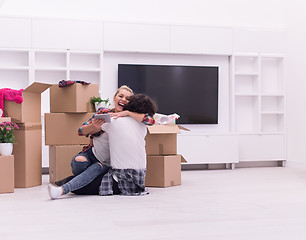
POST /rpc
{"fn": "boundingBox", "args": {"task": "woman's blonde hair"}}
[114,85,133,97]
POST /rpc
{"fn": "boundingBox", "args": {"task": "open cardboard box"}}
[145,124,189,156]
[3,82,51,123]
[50,83,99,113]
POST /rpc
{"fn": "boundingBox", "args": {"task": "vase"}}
[0,143,13,156]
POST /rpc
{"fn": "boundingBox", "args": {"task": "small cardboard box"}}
[50,84,99,113]
[49,145,86,184]
[145,155,182,187]
[0,155,14,193]
[145,125,181,155]
[3,82,51,123]
[45,113,92,145]
[13,122,42,188]
[0,117,11,123]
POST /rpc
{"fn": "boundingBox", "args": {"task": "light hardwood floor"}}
[1,167,306,240]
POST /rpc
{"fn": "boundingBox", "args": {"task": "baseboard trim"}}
[42,161,285,174]
[285,161,306,170]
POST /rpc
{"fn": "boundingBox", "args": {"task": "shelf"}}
[261,114,284,132]
[0,50,29,67]
[70,53,100,69]
[35,70,66,84]
[234,55,258,73]
[69,70,100,84]
[261,95,284,113]
[0,69,29,89]
[35,52,67,68]
[260,56,284,94]
[234,95,259,132]
[234,74,258,95]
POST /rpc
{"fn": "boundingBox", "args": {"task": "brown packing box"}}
[50,83,99,113]
[145,155,182,187]
[3,82,51,123]
[49,145,86,184]
[45,113,92,145]
[0,117,11,123]
[0,155,14,193]
[145,125,181,155]
[13,122,42,188]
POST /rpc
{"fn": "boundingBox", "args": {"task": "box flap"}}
[147,125,181,134]
[177,125,190,131]
[180,155,187,163]
[24,82,52,94]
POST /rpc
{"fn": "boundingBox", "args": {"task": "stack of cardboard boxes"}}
[145,125,186,187]
[3,82,51,188]
[45,83,99,184]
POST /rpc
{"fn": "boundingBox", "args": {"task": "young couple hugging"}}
[48,85,157,199]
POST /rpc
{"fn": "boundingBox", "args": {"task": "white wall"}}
[284,2,306,168]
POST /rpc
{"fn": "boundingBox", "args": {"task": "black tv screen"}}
[118,64,218,124]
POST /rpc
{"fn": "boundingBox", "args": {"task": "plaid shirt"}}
[99,168,148,196]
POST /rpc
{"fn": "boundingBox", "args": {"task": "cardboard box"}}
[145,125,181,155]
[49,145,86,184]
[3,82,51,123]
[0,155,14,193]
[145,155,182,187]
[45,113,92,145]
[50,83,99,113]
[0,117,11,123]
[13,123,42,188]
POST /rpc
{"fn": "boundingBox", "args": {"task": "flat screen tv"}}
[118,64,219,124]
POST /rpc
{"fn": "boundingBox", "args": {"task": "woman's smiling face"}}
[113,88,133,112]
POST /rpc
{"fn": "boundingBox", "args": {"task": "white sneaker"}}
[48,184,63,200]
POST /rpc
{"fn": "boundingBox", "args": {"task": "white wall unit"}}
[0,18,31,48]
[32,19,103,50]
[0,17,286,166]
[238,134,285,161]
[178,134,239,164]
[103,22,170,53]
[232,53,285,162]
[170,25,233,55]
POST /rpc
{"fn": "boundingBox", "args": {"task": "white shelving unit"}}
[231,53,286,163]
[33,50,102,85]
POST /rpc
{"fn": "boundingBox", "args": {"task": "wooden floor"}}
[1,167,306,240]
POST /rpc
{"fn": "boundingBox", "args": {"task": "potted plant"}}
[90,96,111,111]
[0,121,19,156]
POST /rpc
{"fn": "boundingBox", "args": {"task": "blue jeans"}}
[62,148,110,194]
[71,147,100,176]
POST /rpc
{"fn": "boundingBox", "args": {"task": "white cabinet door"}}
[238,134,285,161]
[0,18,31,48]
[233,28,285,54]
[170,25,233,55]
[177,134,239,164]
[103,22,170,53]
[32,19,103,50]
